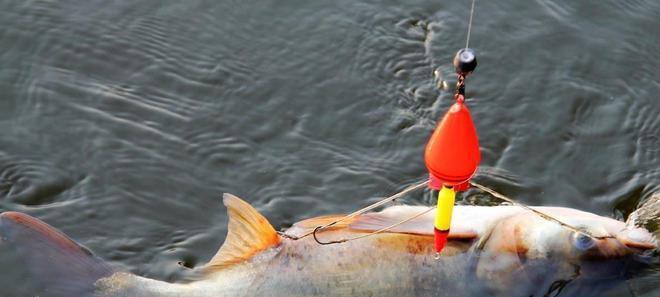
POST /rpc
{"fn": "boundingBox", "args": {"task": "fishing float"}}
[308,0,484,255]
[424,48,480,256]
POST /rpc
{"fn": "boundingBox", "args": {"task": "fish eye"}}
[572,232,596,251]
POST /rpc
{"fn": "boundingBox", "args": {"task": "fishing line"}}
[465,0,476,49]
[284,2,610,246]
[277,180,429,241]
[313,206,436,245]
[279,179,607,245]
[469,181,612,240]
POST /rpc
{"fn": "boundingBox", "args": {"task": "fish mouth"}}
[617,228,657,251]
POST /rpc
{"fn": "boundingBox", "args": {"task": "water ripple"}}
[0,151,84,209]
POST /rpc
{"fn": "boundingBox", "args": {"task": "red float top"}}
[424,95,480,189]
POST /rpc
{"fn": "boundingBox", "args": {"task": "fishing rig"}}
[279,0,611,250]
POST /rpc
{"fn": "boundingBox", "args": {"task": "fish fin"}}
[294,214,356,229]
[283,214,356,237]
[204,194,280,272]
[350,206,479,240]
[0,212,113,297]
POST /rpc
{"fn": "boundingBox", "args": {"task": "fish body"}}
[1,194,656,297]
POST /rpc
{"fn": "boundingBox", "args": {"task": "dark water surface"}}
[0,0,659,296]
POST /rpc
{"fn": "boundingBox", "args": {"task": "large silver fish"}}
[0,194,656,297]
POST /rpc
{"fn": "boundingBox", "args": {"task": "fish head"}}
[475,207,656,295]
[482,207,656,261]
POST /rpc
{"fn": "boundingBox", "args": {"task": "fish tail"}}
[0,211,113,297]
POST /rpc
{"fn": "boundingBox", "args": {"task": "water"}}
[0,0,658,296]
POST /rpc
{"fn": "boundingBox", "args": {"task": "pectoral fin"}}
[350,205,479,240]
[204,194,281,272]
[0,212,112,297]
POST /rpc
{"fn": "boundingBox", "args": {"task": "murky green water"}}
[0,0,658,296]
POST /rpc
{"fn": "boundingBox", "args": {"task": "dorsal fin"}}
[205,194,280,272]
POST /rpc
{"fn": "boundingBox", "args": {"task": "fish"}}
[0,193,656,297]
